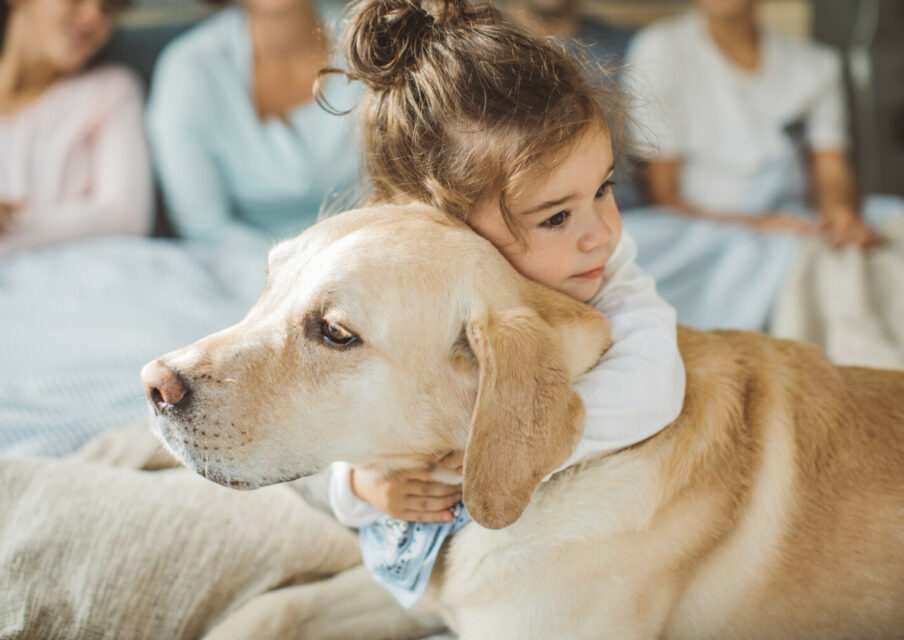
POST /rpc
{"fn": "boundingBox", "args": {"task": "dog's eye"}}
[321,320,357,347]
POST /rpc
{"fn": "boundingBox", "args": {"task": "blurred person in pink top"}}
[0,0,152,256]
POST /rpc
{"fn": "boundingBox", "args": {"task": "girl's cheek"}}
[606,206,622,239]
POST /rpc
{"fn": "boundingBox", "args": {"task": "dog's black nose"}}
[141,359,190,412]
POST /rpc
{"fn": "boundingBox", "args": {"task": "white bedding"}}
[0,236,267,457]
[772,207,904,369]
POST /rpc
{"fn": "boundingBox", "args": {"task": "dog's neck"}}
[356,453,464,485]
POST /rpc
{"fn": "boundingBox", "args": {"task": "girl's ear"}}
[461,288,611,529]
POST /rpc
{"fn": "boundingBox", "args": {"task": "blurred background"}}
[2,0,903,458]
[104,0,904,201]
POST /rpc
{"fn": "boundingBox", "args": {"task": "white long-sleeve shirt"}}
[0,66,153,256]
[330,231,686,527]
[626,11,847,214]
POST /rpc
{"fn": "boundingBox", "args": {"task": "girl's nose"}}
[578,210,610,253]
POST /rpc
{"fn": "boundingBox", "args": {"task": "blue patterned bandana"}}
[359,503,472,608]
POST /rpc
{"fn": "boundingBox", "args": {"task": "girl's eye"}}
[541,211,570,229]
[595,179,616,199]
[320,320,358,347]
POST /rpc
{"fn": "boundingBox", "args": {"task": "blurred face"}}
[13,0,118,73]
[470,127,622,303]
[521,0,578,20]
[696,0,757,21]
[242,0,310,17]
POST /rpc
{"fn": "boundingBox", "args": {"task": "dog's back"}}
[437,327,904,639]
[666,328,904,639]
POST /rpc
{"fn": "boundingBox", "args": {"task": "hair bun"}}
[344,0,439,91]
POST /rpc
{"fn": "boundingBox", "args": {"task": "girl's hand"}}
[818,211,880,249]
[350,467,461,523]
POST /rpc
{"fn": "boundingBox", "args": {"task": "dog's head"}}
[141,204,611,528]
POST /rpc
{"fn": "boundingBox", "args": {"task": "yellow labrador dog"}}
[142,204,904,639]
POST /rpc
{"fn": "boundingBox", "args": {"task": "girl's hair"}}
[319,0,626,236]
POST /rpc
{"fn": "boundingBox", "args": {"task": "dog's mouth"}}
[202,471,257,490]
[152,419,310,490]
[194,466,307,491]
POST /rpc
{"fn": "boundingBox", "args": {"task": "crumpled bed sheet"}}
[0,422,445,640]
[772,212,904,369]
[0,237,267,458]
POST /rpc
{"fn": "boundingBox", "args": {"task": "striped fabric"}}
[0,236,267,457]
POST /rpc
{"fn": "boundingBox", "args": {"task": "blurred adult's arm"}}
[810,150,877,247]
[806,50,877,248]
[0,201,22,234]
[0,70,153,256]
[643,159,815,235]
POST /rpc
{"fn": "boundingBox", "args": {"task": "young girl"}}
[322,0,686,605]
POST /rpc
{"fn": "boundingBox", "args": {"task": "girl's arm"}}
[0,72,153,256]
[425,236,685,478]
[556,232,686,470]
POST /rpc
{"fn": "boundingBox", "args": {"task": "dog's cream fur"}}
[143,204,904,639]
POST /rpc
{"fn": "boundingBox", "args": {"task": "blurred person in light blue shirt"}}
[146,0,362,247]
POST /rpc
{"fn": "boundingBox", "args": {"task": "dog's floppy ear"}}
[462,289,610,530]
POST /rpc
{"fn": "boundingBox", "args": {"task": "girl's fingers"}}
[405,490,462,510]
[407,494,462,513]
[402,509,455,523]
[408,480,461,498]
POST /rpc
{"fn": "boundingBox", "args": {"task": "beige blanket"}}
[0,423,443,639]
[772,214,904,370]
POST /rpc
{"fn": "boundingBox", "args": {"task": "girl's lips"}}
[574,265,606,280]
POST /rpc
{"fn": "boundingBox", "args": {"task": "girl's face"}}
[470,127,621,303]
[13,0,117,73]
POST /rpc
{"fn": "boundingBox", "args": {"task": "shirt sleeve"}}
[805,48,849,151]
[555,231,686,471]
[146,47,264,247]
[625,24,685,160]
[0,71,153,256]
[328,461,382,528]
